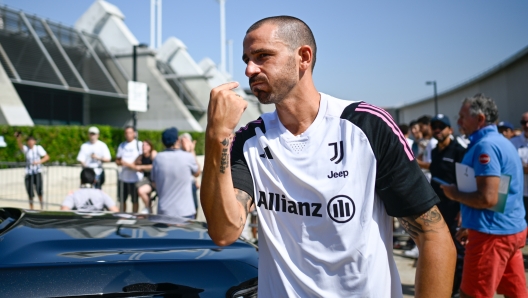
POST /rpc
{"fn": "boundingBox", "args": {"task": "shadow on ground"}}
[402,284,415,296]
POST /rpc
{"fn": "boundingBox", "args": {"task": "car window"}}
[0,208,21,234]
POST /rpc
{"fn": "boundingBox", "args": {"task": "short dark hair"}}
[124,125,135,132]
[462,93,499,124]
[26,136,36,141]
[417,115,432,125]
[409,120,418,127]
[80,168,96,184]
[247,16,317,71]
[398,124,409,135]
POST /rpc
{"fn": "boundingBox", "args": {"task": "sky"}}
[3,0,528,108]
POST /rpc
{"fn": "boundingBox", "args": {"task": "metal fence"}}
[0,162,119,210]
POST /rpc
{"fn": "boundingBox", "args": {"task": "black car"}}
[0,208,258,297]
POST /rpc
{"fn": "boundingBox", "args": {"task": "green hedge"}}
[0,125,205,164]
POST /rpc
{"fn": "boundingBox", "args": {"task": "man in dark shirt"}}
[429,114,466,296]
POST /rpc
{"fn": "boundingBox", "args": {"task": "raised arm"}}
[398,205,456,298]
[200,82,250,246]
[14,133,24,151]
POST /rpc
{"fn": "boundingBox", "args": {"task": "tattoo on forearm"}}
[220,138,230,174]
[235,189,251,217]
[397,206,444,239]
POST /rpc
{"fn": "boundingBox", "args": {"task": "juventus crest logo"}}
[328,141,344,164]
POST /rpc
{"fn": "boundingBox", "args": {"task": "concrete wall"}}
[396,47,528,128]
[0,64,33,126]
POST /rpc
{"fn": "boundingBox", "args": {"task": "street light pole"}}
[132,44,148,131]
[132,45,138,131]
[426,81,438,115]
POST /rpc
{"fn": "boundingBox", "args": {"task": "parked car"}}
[0,208,258,297]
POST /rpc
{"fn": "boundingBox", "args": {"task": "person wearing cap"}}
[497,121,515,140]
[76,126,111,189]
[442,94,527,297]
[151,127,201,219]
[428,114,467,296]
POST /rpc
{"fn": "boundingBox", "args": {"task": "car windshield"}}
[0,208,21,234]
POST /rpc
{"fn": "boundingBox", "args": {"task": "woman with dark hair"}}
[130,140,157,213]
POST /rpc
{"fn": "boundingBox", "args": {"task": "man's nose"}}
[245,61,260,78]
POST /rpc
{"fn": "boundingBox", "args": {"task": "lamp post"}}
[132,43,148,131]
[426,81,438,115]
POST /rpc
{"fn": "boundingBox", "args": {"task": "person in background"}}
[76,126,111,189]
[151,127,201,219]
[427,114,466,296]
[179,132,201,213]
[399,123,414,150]
[15,132,49,210]
[497,121,515,140]
[510,112,528,227]
[416,115,438,174]
[115,126,143,213]
[511,112,528,149]
[131,140,157,214]
[409,120,422,156]
[443,94,527,297]
[61,168,118,212]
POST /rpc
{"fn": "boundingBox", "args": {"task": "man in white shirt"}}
[116,126,143,213]
[15,133,49,210]
[201,16,455,297]
[61,168,119,212]
[76,127,111,189]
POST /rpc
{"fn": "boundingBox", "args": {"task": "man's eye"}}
[259,53,268,58]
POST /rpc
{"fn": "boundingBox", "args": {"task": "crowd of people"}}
[9,13,528,296]
[396,101,528,296]
[15,126,201,218]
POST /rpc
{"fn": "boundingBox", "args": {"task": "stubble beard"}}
[252,56,298,105]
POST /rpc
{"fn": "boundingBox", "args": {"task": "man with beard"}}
[428,114,466,296]
[201,16,455,297]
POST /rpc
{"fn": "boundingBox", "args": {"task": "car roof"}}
[0,208,258,267]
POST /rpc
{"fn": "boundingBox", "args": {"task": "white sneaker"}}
[404,246,419,259]
[140,208,149,214]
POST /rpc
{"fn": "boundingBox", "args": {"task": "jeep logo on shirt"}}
[327,195,355,223]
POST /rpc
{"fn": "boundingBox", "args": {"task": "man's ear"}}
[298,45,313,71]
[477,113,486,126]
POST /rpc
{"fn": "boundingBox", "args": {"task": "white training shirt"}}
[231,93,439,297]
[76,140,111,176]
[23,145,47,174]
[62,187,116,211]
[116,140,143,183]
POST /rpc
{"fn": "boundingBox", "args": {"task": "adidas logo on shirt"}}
[81,198,95,211]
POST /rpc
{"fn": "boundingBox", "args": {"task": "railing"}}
[0,162,119,210]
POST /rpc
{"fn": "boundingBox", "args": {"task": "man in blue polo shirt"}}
[443,94,527,297]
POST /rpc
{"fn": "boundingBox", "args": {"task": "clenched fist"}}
[207,82,248,136]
